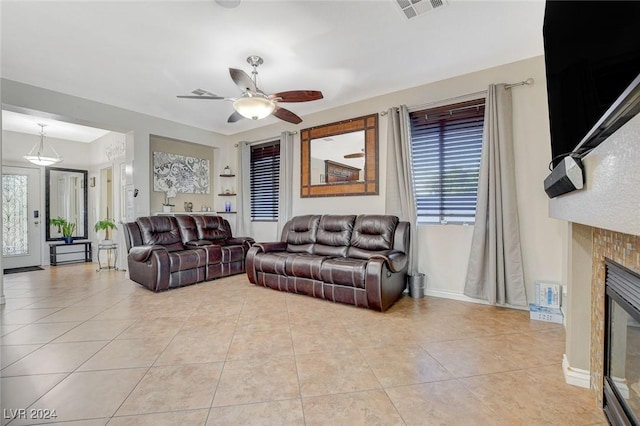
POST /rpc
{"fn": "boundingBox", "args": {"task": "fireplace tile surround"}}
[590,227,640,405]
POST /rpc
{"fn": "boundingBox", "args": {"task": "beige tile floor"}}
[0,263,606,425]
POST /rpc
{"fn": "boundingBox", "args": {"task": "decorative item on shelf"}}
[225,188,231,194]
[184,202,193,212]
[223,165,232,175]
[24,123,63,166]
[225,201,231,212]
[94,218,117,243]
[61,221,76,244]
[162,187,177,212]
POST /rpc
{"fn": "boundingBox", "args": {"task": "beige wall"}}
[229,56,563,304]
[149,135,216,213]
[566,223,593,372]
[1,56,564,306]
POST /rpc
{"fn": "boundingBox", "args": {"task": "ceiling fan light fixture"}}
[215,0,241,8]
[233,95,275,120]
[23,123,63,166]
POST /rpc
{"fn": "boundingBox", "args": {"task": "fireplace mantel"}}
[549,112,640,238]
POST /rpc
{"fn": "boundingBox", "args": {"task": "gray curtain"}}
[385,106,419,276]
[464,84,527,306]
[235,141,251,237]
[277,131,294,237]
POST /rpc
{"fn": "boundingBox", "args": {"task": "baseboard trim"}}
[424,288,491,305]
[563,354,591,389]
[423,288,529,311]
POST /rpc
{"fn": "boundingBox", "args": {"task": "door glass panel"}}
[2,174,29,256]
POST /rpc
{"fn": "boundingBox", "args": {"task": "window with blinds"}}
[409,99,485,224]
[250,141,280,221]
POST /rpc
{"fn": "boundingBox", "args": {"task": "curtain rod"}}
[380,78,534,116]
[233,130,297,147]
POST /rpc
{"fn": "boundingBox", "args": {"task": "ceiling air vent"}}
[394,0,448,20]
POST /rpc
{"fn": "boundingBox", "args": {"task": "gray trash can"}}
[408,273,426,298]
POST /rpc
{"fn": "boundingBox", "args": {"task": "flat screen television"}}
[543,1,640,168]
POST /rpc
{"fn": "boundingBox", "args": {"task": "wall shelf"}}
[217,211,237,214]
[219,174,236,177]
[218,193,237,196]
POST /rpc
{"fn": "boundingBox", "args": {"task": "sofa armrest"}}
[253,242,287,253]
[129,245,167,262]
[369,250,408,273]
[225,237,255,252]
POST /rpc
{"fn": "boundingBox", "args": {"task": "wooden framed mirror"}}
[300,113,378,197]
[45,167,88,241]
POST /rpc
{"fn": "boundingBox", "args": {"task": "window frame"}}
[409,98,486,225]
[249,140,280,222]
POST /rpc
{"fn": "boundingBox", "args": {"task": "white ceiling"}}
[1,0,546,137]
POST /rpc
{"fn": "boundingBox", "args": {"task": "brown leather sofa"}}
[123,215,254,292]
[245,214,409,311]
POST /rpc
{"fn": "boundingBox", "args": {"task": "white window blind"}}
[250,141,280,221]
[409,99,485,224]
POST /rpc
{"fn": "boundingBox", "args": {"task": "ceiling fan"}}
[344,149,365,159]
[178,55,323,124]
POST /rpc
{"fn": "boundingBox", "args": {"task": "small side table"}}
[49,241,92,266]
[96,242,118,272]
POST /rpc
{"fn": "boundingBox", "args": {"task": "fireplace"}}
[604,259,640,425]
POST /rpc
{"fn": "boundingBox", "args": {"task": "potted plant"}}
[50,217,66,234]
[62,221,76,244]
[94,218,117,243]
[163,187,177,213]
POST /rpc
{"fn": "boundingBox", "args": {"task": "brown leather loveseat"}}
[245,214,409,311]
[123,215,253,292]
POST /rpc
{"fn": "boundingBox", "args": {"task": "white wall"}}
[229,56,563,304]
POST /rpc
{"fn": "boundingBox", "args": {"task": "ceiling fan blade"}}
[344,152,365,159]
[227,111,245,123]
[177,95,225,100]
[272,90,323,103]
[229,68,257,93]
[273,106,302,124]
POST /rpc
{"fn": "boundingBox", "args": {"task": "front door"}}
[2,166,42,269]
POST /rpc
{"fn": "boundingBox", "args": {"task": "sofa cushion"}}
[167,249,206,272]
[313,215,356,257]
[284,254,325,281]
[137,216,184,252]
[175,215,199,243]
[348,215,399,259]
[320,257,367,289]
[284,215,320,253]
[194,215,230,241]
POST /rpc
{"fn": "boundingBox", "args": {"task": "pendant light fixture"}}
[23,123,63,166]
